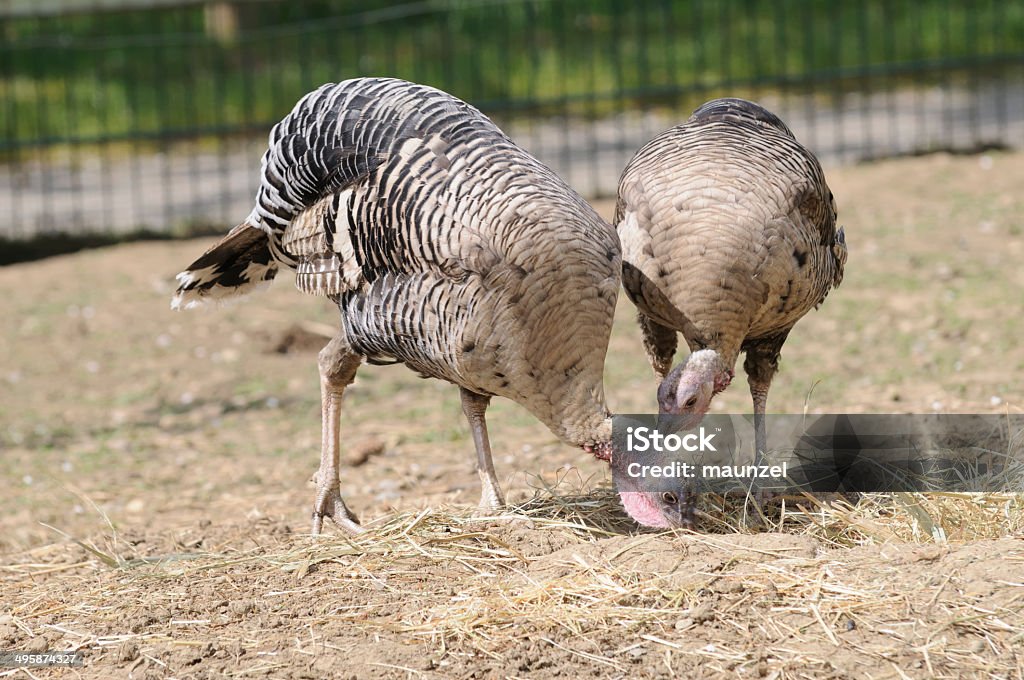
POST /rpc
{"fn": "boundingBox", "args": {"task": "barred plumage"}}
[172,78,689,533]
[615,97,847,468]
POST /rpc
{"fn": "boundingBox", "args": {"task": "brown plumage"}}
[615,98,847,466]
[172,78,692,533]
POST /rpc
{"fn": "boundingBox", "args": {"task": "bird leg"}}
[637,312,678,381]
[460,388,505,511]
[743,333,789,521]
[743,333,788,461]
[312,333,364,536]
[750,381,770,467]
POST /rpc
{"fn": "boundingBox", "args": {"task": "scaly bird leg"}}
[743,333,788,524]
[750,380,770,468]
[740,376,774,527]
[460,388,505,511]
[311,333,364,536]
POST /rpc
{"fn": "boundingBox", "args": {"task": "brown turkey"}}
[172,78,691,534]
[615,98,847,486]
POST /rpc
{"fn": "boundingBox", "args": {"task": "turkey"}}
[615,98,847,485]
[172,78,690,533]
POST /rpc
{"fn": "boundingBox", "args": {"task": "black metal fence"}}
[2,0,1023,239]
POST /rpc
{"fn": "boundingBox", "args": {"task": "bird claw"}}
[465,488,509,529]
[475,471,506,516]
[311,484,364,536]
[474,501,506,519]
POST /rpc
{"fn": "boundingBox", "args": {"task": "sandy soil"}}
[1,151,1023,678]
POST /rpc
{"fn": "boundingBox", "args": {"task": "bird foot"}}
[739,488,778,530]
[311,483,364,536]
[474,492,505,517]
[474,470,505,515]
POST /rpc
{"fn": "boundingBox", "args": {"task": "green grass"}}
[2,0,1024,149]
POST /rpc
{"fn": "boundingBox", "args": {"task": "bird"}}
[614,97,847,486]
[171,77,691,534]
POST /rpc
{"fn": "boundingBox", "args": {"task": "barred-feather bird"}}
[173,78,691,533]
[615,98,847,475]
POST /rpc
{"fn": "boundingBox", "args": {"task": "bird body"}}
[615,98,847,464]
[173,78,688,531]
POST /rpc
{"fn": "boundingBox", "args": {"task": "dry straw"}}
[3,478,1022,676]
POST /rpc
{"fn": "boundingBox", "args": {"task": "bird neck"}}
[560,408,614,460]
[583,437,615,463]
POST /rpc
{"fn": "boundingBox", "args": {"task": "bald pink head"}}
[618,491,692,529]
[589,443,695,529]
[657,349,733,427]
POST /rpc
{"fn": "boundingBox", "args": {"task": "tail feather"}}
[171,222,279,310]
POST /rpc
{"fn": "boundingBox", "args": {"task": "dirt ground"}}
[2,152,1024,679]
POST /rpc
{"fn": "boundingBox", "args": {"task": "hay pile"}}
[4,488,1021,678]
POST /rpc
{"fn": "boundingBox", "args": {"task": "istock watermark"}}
[612,414,1024,495]
[625,460,789,481]
[625,425,718,453]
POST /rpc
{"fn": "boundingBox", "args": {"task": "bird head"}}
[588,440,695,530]
[618,489,695,529]
[612,460,695,530]
[657,349,733,428]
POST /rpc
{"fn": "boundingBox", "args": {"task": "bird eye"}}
[684,396,698,409]
[662,492,678,505]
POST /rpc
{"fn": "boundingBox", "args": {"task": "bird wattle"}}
[618,491,674,529]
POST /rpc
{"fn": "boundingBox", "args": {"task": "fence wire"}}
[2,0,1023,239]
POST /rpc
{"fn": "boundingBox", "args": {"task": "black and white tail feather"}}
[171,77,508,310]
[170,210,279,309]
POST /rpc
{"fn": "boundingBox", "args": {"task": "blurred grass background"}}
[2,0,1024,245]
[3,0,1023,147]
